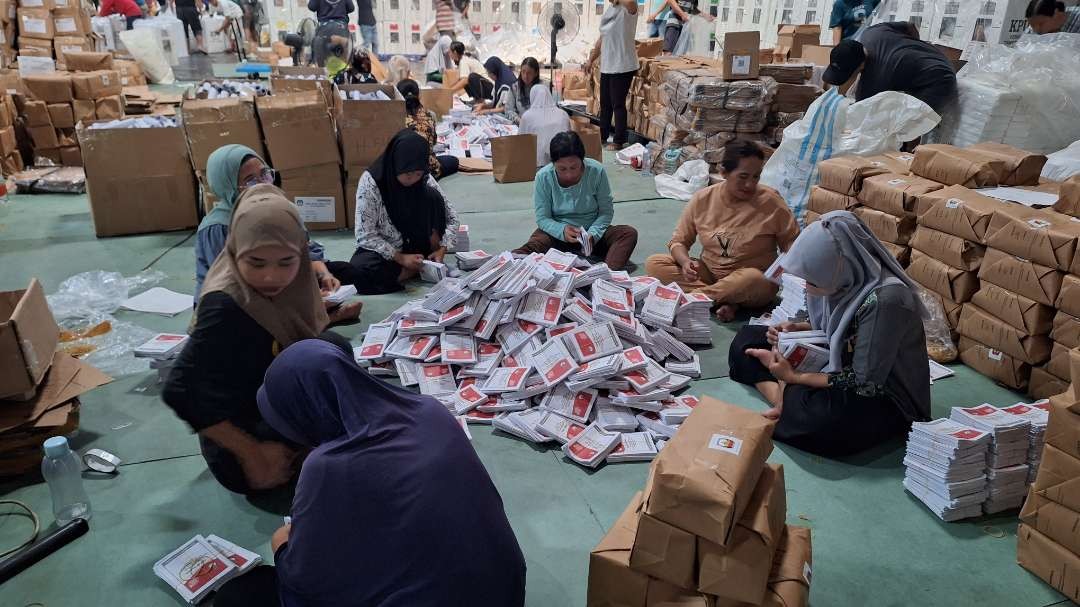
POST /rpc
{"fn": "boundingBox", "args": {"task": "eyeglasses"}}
[241,168,277,188]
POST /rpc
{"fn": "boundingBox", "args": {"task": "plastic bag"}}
[918,289,957,364]
[1043,140,1080,182]
[655,159,710,201]
[672,16,712,57]
[47,270,166,321]
[118,28,175,85]
[615,143,647,165]
[839,91,940,156]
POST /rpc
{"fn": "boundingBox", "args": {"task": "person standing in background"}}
[99,0,145,29]
[308,0,355,26]
[645,0,669,37]
[173,0,207,54]
[594,0,638,151]
[357,0,378,54]
[208,0,245,50]
[829,0,882,41]
[435,0,456,38]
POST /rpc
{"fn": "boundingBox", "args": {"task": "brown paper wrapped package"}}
[630,509,697,589]
[977,248,1063,307]
[1046,342,1072,381]
[969,282,1053,335]
[958,304,1051,365]
[1055,176,1080,218]
[1016,524,1080,602]
[957,336,1030,390]
[94,95,122,120]
[968,142,1046,186]
[22,100,52,126]
[46,103,73,128]
[71,98,95,124]
[858,173,942,217]
[907,250,978,303]
[806,186,858,215]
[643,397,775,547]
[1032,444,1080,513]
[71,70,122,101]
[698,464,786,604]
[917,185,1005,243]
[62,51,113,72]
[1019,491,1080,557]
[1057,274,1080,318]
[1029,366,1068,399]
[863,154,912,176]
[1051,311,1080,349]
[984,206,1080,271]
[909,226,984,271]
[816,155,891,195]
[23,73,73,103]
[910,144,1003,187]
[853,206,915,245]
[713,525,814,607]
[803,210,821,224]
[1046,385,1080,460]
[881,241,910,266]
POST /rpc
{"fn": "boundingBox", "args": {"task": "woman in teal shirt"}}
[513,131,638,270]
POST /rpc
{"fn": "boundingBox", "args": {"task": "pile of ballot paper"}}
[447,225,470,253]
[435,113,518,159]
[950,405,1032,514]
[751,273,808,326]
[154,535,262,604]
[134,333,189,383]
[354,249,714,467]
[998,400,1050,485]
[903,418,992,522]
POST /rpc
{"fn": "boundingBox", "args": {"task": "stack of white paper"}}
[322,284,358,306]
[640,283,683,329]
[950,405,1031,514]
[606,431,658,463]
[754,273,808,326]
[903,418,992,522]
[456,249,492,271]
[665,354,701,378]
[675,292,712,345]
[562,423,621,467]
[448,224,470,253]
[777,330,830,373]
[135,333,188,360]
[1000,400,1049,485]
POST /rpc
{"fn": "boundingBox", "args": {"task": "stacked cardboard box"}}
[0,89,20,173]
[1017,347,1080,599]
[257,89,345,231]
[335,83,405,229]
[587,398,813,607]
[16,1,92,63]
[0,0,14,63]
[21,68,122,165]
[180,95,265,214]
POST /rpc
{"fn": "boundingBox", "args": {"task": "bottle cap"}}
[43,436,70,458]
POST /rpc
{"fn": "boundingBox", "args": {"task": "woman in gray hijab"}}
[727,210,931,456]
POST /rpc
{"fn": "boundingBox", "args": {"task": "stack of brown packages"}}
[180,92,266,214]
[16,2,93,64]
[807,153,921,265]
[21,66,122,166]
[0,0,13,64]
[0,89,21,173]
[1033,176,1080,398]
[587,398,813,607]
[1017,347,1080,599]
[765,74,821,147]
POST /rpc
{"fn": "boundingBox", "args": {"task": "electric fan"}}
[538,1,581,86]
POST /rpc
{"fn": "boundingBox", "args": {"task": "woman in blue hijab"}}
[213,339,527,607]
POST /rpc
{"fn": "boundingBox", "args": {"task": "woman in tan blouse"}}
[646,140,800,321]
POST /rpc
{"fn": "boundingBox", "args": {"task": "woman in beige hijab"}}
[163,185,353,494]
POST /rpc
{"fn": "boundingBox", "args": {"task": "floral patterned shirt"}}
[353,172,460,260]
[405,109,442,177]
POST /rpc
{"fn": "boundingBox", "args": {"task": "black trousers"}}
[215,566,280,607]
[327,249,406,295]
[728,325,910,457]
[437,154,459,178]
[466,73,495,101]
[599,71,635,146]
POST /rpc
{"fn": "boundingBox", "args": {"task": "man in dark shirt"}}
[308,0,355,26]
[822,21,957,114]
[357,0,378,54]
[829,0,881,40]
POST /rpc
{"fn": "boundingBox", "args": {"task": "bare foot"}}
[714,303,738,322]
[762,406,782,420]
[328,300,363,324]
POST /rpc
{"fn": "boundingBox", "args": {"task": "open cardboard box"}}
[0,279,59,400]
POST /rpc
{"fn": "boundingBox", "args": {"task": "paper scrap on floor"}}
[121,287,192,316]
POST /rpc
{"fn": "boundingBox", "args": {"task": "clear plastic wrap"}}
[662,74,776,111]
[667,106,768,134]
[919,288,958,364]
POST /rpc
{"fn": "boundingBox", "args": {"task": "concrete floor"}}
[0,150,1070,605]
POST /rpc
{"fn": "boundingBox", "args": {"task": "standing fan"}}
[538,1,581,88]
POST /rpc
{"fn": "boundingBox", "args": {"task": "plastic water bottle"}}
[41,437,92,525]
[642,142,659,178]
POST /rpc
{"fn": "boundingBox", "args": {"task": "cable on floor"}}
[141,231,196,272]
[0,500,40,559]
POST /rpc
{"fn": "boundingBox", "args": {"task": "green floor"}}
[0,154,1069,606]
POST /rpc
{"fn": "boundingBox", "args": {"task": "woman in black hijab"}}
[337,129,460,294]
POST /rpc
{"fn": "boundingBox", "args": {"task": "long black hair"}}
[396,78,424,116]
[517,56,541,107]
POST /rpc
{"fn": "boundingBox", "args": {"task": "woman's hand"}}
[766,320,809,346]
[316,270,340,295]
[239,442,297,491]
[745,347,797,384]
[563,225,582,243]
[395,252,425,271]
[428,247,447,263]
[271,523,291,553]
[680,258,699,282]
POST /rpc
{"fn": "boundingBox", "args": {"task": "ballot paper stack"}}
[436,114,518,159]
[752,273,808,327]
[1000,400,1050,485]
[135,333,189,383]
[950,405,1032,513]
[154,535,262,604]
[355,249,716,468]
[447,225,470,253]
[674,292,712,345]
[902,418,992,522]
[777,330,830,374]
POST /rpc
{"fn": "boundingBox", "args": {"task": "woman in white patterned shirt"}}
[338,129,460,294]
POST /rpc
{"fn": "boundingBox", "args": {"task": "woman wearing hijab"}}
[164,186,353,494]
[727,210,931,457]
[519,85,571,166]
[398,78,459,178]
[473,55,517,114]
[339,129,460,294]
[213,340,527,607]
[423,35,453,83]
[478,56,542,123]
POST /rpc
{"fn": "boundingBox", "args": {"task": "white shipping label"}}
[707,433,743,455]
[295,196,336,223]
[55,17,78,33]
[730,54,752,76]
[945,198,963,209]
[887,179,907,186]
[22,0,46,6]
[22,18,47,34]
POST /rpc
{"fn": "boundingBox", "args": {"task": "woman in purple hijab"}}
[214,339,526,607]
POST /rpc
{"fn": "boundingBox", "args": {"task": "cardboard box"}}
[18,45,53,59]
[46,101,72,128]
[984,206,1080,272]
[51,7,85,35]
[629,510,697,589]
[0,279,59,400]
[419,87,453,119]
[978,248,1063,307]
[17,7,53,39]
[257,90,341,171]
[970,282,1053,336]
[1055,176,1080,219]
[910,144,1003,188]
[1032,444,1080,513]
[70,97,94,122]
[1029,366,1069,400]
[77,120,198,237]
[776,24,820,59]
[958,304,1051,365]
[968,142,1046,186]
[853,206,915,245]
[1016,524,1080,602]
[19,34,52,54]
[917,185,1005,243]
[807,186,859,215]
[22,99,51,126]
[957,335,1030,390]
[801,44,833,66]
[59,143,79,166]
[635,37,663,59]
[61,49,110,71]
[53,35,90,58]
[270,66,334,106]
[816,155,892,196]
[1020,491,1080,558]
[16,0,56,10]
[278,162,346,231]
[0,123,14,154]
[1051,311,1080,349]
[94,95,121,119]
[858,173,943,217]
[643,397,774,547]
[1046,385,1080,460]
[27,124,57,148]
[0,352,110,444]
[180,96,264,171]
[909,226,984,271]
[23,72,72,103]
[722,31,760,81]
[907,250,978,303]
[698,463,786,604]
[71,70,121,100]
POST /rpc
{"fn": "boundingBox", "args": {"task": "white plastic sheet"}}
[672,15,713,58]
[654,159,709,201]
[840,91,940,156]
[615,143,646,165]
[118,28,176,85]
[1043,140,1080,182]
